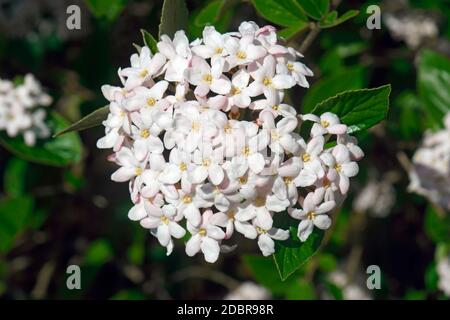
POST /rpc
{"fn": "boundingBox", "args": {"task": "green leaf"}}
[311,85,391,134]
[302,66,366,113]
[140,29,158,54]
[0,196,34,253]
[85,0,128,21]
[242,255,289,295]
[278,22,309,40]
[319,10,359,28]
[4,158,28,197]
[251,0,307,27]
[418,50,450,128]
[55,105,109,137]
[425,206,450,244]
[295,0,329,20]
[159,0,189,39]
[195,0,224,27]
[0,112,83,167]
[286,279,317,299]
[273,227,324,281]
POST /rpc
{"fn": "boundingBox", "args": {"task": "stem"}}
[298,23,320,54]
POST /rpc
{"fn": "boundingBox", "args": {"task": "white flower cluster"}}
[0,74,52,146]
[409,113,450,210]
[97,22,364,263]
[437,256,450,296]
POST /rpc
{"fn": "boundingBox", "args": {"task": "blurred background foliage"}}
[0,0,449,299]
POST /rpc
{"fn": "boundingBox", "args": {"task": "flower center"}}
[283,176,292,184]
[203,73,213,84]
[242,146,250,156]
[334,164,342,173]
[140,129,150,138]
[228,211,236,221]
[236,51,247,59]
[192,121,201,132]
[147,97,156,106]
[238,176,247,184]
[302,153,311,162]
[202,158,211,167]
[230,86,241,95]
[256,227,267,234]
[199,228,207,236]
[307,211,316,220]
[229,110,240,119]
[254,197,266,207]
[271,131,280,141]
[182,195,192,204]
[215,47,223,54]
[287,63,294,71]
[263,77,272,86]
[161,216,169,225]
[272,105,279,111]
[139,69,149,78]
[179,162,187,171]
[321,120,329,128]
[135,167,143,176]
[224,122,232,134]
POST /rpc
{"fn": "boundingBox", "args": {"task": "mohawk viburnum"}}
[97,22,364,262]
[0,74,52,146]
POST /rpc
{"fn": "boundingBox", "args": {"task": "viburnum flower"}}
[0,74,52,146]
[97,21,364,263]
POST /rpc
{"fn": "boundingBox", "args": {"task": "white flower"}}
[437,257,450,296]
[140,202,185,255]
[96,22,364,262]
[289,189,335,241]
[254,221,289,256]
[0,74,51,146]
[186,210,226,263]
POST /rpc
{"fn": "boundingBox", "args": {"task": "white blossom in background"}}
[224,282,271,300]
[0,74,52,146]
[437,257,450,297]
[326,269,372,300]
[353,174,396,218]
[408,113,450,210]
[97,21,364,263]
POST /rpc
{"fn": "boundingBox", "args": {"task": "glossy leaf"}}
[311,85,391,134]
[0,112,83,167]
[418,50,450,128]
[295,0,329,20]
[273,227,324,281]
[319,10,359,28]
[251,0,307,27]
[159,0,189,38]
[141,29,158,54]
[55,105,109,137]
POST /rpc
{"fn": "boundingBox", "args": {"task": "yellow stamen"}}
[179,162,187,171]
[254,197,266,207]
[203,73,213,84]
[202,158,211,167]
[283,177,292,184]
[228,211,236,221]
[242,146,250,156]
[140,69,149,78]
[256,226,267,234]
[321,120,329,128]
[335,164,342,173]
[140,129,150,138]
[135,167,143,176]
[215,47,223,54]
[238,176,248,184]
[302,153,311,162]
[161,216,169,224]
[236,51,247,59]
[182,195,192,204]
[147,97,156,106]
[263,77,272,86]
[287,63,294,71]
[192,121,201,132]
[271,131,280,141]
[230,86,241,95]
[199,228,207,236]
[272,105,279,111]
[307,211,316,220]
